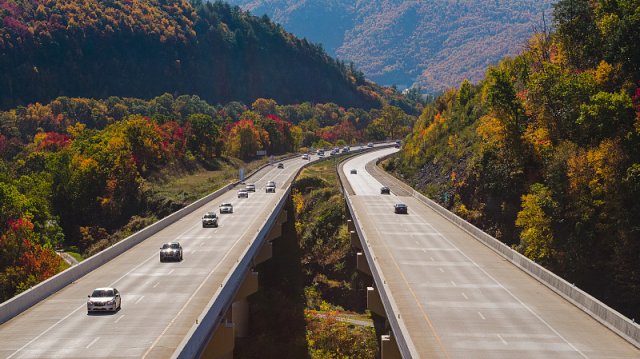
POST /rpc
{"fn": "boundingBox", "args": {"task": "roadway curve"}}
[0,155,312,359]
[342,148,639,359]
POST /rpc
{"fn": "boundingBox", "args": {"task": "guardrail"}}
[0,157,285,325]
[371,154,640,349]
[337,149,418,359]
[173,144,393,358]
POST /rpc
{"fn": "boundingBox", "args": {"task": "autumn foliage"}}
[394,0,640,319]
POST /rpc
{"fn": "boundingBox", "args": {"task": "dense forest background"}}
[391,0,640,319]
[0,0,387,110]
[0,92,412,302]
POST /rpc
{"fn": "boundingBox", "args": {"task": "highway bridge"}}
[0,145,638,358]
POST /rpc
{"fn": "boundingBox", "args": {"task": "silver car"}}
[238,189,249,198]
[87,287,121,314]
[202,212,218,227]
[220,203,234,214]
[160,242,183,262]
[245,184,256,192]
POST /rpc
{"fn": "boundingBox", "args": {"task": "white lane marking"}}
[135,296,145,305]
[115,315,125,323]
[430,256,434,261]
[167,269,174,275]
[8,157,304,358]
[199,242,205,247]
[415,240,419,245]
[450,281,456,287]
[424,223,588,358]
[462,293,469,300]
[497,334,508,345]
[86,337,100,349]
[438,268,444,273]
[422,249,427,253]
[142,175,280,358]
[478,312,486,320]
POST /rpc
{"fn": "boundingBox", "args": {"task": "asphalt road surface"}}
[0,155,311,359]
[342,148,639,359]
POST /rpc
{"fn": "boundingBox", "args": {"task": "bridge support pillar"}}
[357,252,372,276]
[347,219,355,232]
[381,334,402,359]
[201,320,234,359]
[253,241,272,266]
[350,230,362,249]
[232,271,258,339]
[367,286,385,318]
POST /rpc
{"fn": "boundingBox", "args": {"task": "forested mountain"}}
[227,0,555,91]
[391,0,640,319]
[0,0,378,110]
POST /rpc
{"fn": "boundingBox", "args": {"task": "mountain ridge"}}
[228,0,555,92]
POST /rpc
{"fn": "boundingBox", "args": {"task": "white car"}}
[238,189,249,198]
[245,184,256,192]
[367,142,374,147]
[220,203,234,214]
[302,154,309,160]
[87,287,121,313]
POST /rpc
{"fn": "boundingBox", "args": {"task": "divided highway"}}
[0,155,312,358]
[342,148,640,358]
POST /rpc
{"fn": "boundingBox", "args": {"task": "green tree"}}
[516,183,557,263]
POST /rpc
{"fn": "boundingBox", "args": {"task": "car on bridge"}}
[160,242,183,262]
[202,212,218,227]
[367,142,374,147]
[277,163,284,169]
[380,186,391,194]
[238,189,249,198]
[302,154,309,160]
[350,169,357,174]
[394,203,408,214]
[87,287,121,314]
[245,184,256,192]
[220,203,234,214]
[265,181,276,193]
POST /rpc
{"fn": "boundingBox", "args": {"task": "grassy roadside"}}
[75,155,288,258]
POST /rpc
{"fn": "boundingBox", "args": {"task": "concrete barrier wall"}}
[174,145,395,358]
[410,188,640,349]
[0,159,280,325]
[371,155,640,349]
[336,156,418,359]
[173,186,292,359]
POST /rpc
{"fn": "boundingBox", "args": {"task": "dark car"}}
[202,212,218,227]
[160,242,183,262]
[350,169,357,174]
[380,186,391,195]
[394,203,408,214]
[277,163,284,169]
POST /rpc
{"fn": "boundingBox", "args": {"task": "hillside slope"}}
[0,0,377,109]
[228,0,555,91]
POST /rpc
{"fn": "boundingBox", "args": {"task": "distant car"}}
[87,287,121,314]
[277,163,284,169]
[380,186,391,195]
[350,169,357,174]
[367,142,374,147]
[302,154,310,160]
[220,203,234,214]
[318,153,325,158]
[245,184,256,192]
[394,143,401,148]
[238,189,249,198]
[342,147,349,153]
[266,181,276,193]
[160,242,183,262]
[394,203,408,214]
[202,212,218,227]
